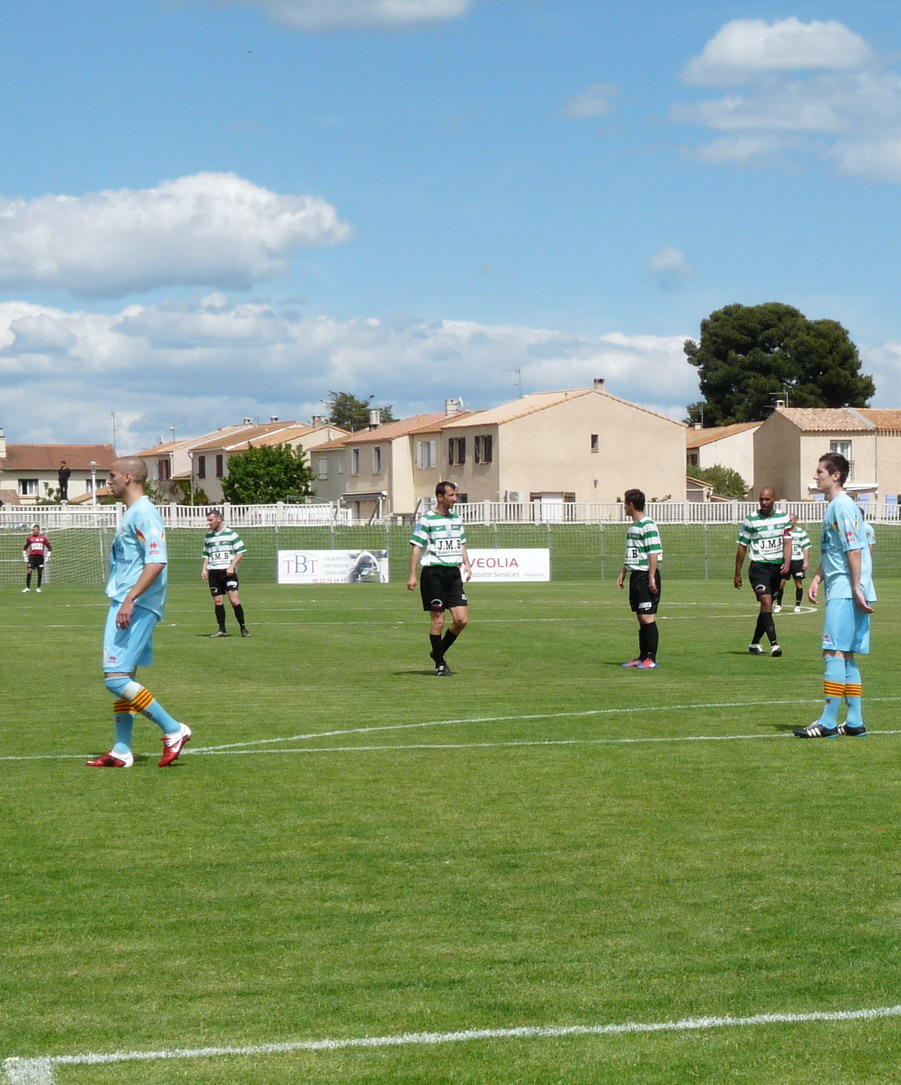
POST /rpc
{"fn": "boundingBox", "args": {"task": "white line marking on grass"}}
[192,729,901,757]
[2,698,899,764]
[194,696,901,753]
[5,1003,901,1083]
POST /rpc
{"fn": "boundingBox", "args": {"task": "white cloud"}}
[647,247,694,292]
[683,18,874,87]
[689,133,799,166]
[0,173,353,298]
[562,83,619,119]
[209,0,472,32]
[829,137,901,182]
[0,298,696,452]
[674,21,901,181]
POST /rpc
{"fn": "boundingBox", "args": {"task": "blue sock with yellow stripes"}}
[844,657,863,727]
[820,656,846,728]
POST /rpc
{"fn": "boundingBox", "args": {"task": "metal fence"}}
[2,502,895,586]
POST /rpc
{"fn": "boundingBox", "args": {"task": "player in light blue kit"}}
[794,452,875,738]
[87,457,192,768]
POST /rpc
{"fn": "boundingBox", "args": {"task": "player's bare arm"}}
[116,563,166,628]
[407,545,423,591]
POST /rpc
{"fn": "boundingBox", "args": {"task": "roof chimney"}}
[270,415,280,423]
[444,397,463,416]
[242,417,253,425]
[0,427,6,459]
[311,415,325,427]
[775,400,786,409]
[369,408,381,428]
[593,378,605,392]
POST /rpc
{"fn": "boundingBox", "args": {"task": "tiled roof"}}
[686,422,761,449]
[188,421,307,453]
[134,424,256,457]
[442,388,685,429]
[775,407,901,433]
[0,444,117,470]
[340,413,448,445]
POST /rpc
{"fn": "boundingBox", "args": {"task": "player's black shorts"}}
[628,569,662,615]
[27,555,45,570]
[788,558,806,580]
[420,565,467,612]
[749,561,782,598]
[208,568,239,596]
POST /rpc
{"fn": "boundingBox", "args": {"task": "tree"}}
[690,464,749,499]
[327,391,395,431]
[684,302,875,426]
[221,443,315,504]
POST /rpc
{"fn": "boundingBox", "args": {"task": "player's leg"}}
[795,599,856,737]
[90,605,189,766]
[209,572,229,636]
[638,615,658,666]
[420,568,448,672]
[228,585,249,637]
[840,608,870,734]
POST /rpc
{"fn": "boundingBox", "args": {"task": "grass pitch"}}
[2,577,899,1083]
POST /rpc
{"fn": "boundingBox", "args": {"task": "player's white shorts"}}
[103,603,159,672]
[822,597,871,655]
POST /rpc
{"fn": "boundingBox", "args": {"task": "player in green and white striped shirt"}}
[734,487,791,656]
[774,514,811,613]
[617,488,663,669]
[202,510,251,638]
[407,482,472,676]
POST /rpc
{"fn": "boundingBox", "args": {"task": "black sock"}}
[644,623,659,661]
[441,630,458,654]
[233,604,246,628]
[763,614,778,645]
[430,634,444,662]
[795,587,803,606]
[638,624,648,659]
[215,603,226,631]
[752,615,766,643]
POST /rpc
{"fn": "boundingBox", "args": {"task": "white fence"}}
[1,498,898,531]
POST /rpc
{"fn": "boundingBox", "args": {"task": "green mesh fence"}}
[3,521,895,587]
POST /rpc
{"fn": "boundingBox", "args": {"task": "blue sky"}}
[2,0,901,453]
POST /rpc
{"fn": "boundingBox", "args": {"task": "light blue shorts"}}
[822,597,871,655]
[103,603,159,672]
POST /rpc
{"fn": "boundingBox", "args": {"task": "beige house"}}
[439,383,687,508]
[0,430,117,505]
[686,422,760,492]
[137,422,259,502]
[754,406,901,501]
[318,412,454,520]
[186,420,348,504]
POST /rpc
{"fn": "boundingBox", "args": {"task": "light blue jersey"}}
[106,496,168,618]
[821,492,875,602]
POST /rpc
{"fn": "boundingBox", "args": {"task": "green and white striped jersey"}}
[790,526,812,560]
[624,516,663,571]
[737,510,791,563]
[202,527,247,569]
[410,510,467,567]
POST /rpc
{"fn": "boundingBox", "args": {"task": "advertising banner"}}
[467,548,550,582]
[278,550,389,584]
